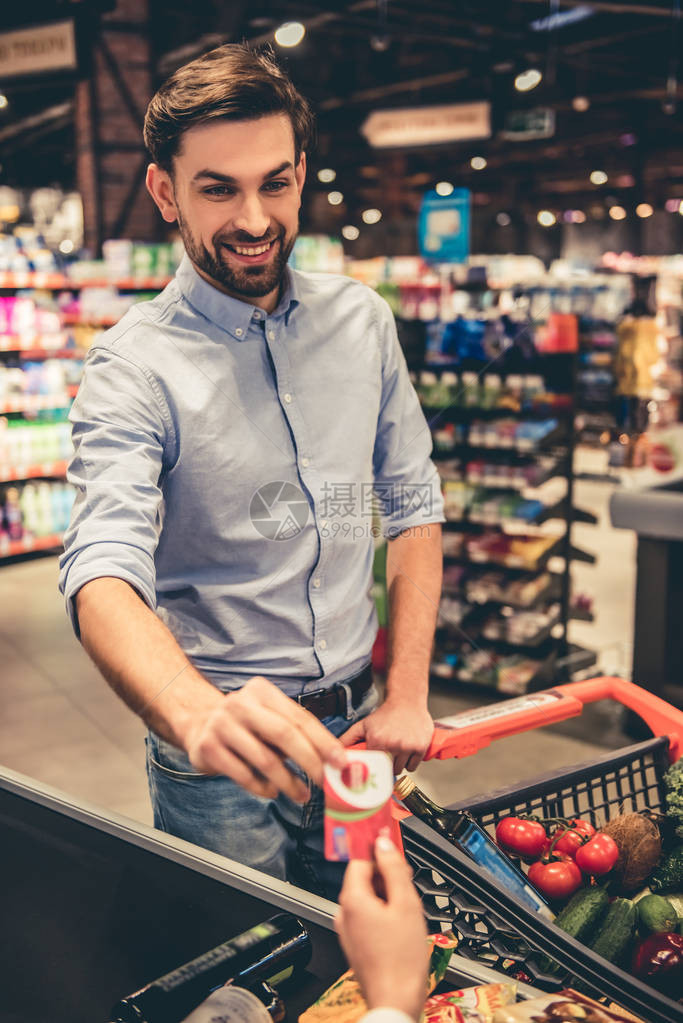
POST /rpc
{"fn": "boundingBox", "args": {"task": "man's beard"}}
[177,210,296,299]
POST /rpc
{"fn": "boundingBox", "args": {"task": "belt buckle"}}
[296,687,326,705]
[340,681,355,721]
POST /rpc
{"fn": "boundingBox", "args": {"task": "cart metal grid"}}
[397,678,683,1023]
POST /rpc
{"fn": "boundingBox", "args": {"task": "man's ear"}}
[146,164,179,224]
[295,151,307,196]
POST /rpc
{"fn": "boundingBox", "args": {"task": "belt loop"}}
[340,682,355,721]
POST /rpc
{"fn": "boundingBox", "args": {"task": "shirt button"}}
[268,330,275,341]
[313,577,321,588]
[235,328,243,337]
[301,457,310,467]
[319,639,327,650]
[284,393,292,404]
[253,310,262,319]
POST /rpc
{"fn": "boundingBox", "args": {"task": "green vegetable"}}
[589,898,637,966]
[663,757,683,841]
[677,918,683,936]
[636,893,678,935]
[650,844,683,893]
[537,886,609,976]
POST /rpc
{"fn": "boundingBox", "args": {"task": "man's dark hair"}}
[143,43,315,172]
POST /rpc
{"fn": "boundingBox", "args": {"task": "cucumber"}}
[590,898,637,967]
[537,886,609,976]
[636,893,678,935]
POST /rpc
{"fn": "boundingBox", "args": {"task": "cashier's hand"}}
[341,698,434,774]
[183,676,348,803]
[335,835,429,1021]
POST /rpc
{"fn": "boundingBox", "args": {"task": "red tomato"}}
[574,833,619,876]
[528,858,583,900]
[495,817,547,860]
[550,819,596,859]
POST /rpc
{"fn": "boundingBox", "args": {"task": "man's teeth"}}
[232,242,272,255]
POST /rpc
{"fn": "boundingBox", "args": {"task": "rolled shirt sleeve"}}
[58,345,174,637]
[371,294,445,538]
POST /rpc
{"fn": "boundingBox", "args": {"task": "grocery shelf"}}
[0,532,64,559]
[0,334,73,355]
[424,403,572,423]
[461,572,562,611]
[432,429,567,459]
[443,534,566,574]
[0,460,68,483]
[62,314,120,327]
[556,642,598,680]
[0,395,71,414]
[0,272,172,291]
[569,605,595,622]
[0,271,68,289]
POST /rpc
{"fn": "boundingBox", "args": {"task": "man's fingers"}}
[213,719,310,802]
[196,743,279,800]
[340,719,367,748]
[242,703,336,788]
[253,680,348,770]
[393,753,410,775]
[406,752,423,772]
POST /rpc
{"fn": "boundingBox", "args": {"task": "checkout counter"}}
[610,476,683,711]
[0,765,514,1023]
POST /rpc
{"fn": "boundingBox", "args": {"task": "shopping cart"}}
[398,677,683,1023]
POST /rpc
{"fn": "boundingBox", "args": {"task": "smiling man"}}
[59,44,444,899]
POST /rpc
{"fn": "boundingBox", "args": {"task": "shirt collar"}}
[174,253,300,341]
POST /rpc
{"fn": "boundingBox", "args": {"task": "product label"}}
[181,985,271,1023]
[436,690,564,730]
[324,751,394,861]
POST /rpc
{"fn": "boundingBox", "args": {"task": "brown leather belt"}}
[296,664,373,720]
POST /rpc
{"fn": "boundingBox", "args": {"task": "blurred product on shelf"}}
[0,420,72,472]
[0,480,74,541]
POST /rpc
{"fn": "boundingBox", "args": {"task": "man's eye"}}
[263,180,288,192]
[204,186,233,197]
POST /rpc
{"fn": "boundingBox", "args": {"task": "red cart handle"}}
[426,677,683,764]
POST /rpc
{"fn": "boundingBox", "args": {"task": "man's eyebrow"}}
[192,161,294,184]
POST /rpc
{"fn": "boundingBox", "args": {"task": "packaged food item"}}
[424,982,517,1023]
[323,751,394,861]
[491,989,645,1022]
[299,934,458,1023]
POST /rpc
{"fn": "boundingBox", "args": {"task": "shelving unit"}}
[414,351,597,695]
[0,269,171,562]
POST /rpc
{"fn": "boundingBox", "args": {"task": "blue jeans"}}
[145,681,379,901]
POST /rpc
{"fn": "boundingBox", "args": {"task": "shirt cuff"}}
[359,1009,417,1023]
[60,540,157,637]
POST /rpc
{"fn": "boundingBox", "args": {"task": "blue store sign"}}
[418,188,470,264]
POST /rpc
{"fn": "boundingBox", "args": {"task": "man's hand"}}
[340,698,434,774]
[183,676,348,803]
[335,835,430,1021]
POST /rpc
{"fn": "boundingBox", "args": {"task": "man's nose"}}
[232,193,270,238]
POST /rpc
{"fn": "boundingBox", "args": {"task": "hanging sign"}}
[418,189,470,264]
[0,20,77,79]
[361,102,490,149]
[501,107,555,142]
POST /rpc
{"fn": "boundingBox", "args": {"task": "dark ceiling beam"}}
[561,24,663,54]
[522,0,675,16]
[319,68,470,109]
[0,101,73,144]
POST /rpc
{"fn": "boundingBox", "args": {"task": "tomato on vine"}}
[495,817,547,861]
[527,857,583,900]
[549,818,596,859]
[574,833,619,876]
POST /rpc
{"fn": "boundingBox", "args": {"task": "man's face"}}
[149,113,305,308]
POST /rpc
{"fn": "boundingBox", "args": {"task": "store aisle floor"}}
[0,471,638,832]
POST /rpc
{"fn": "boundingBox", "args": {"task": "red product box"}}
[324,751,394,861]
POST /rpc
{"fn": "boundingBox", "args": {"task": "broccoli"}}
[663,756,683,840]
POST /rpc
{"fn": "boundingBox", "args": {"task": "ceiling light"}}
[665,198,682,212]
[0,94,8,111]
[590,170,608,186]
[609,205,627,221]
[274,22,305,47]
[636,203,653,219]
[470,156,487,171]
[537,210,556,227]
[362,208,382,224]
[342,225,360,241]
[496,212,511,226]
[616,174,635,188]
[327,191,344,206]
[572,95,590,112]
[435,181,454,196]
[515,68,542,92]
[59,239,74,254]
[620,132,637,146]
[679,201,683,216]
[317,168,336,183]
[572,210,586,223]
[563,210,574,223]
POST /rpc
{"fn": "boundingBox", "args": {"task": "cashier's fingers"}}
[373,835,423,909]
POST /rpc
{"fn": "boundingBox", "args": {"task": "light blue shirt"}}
[59,255,444,696]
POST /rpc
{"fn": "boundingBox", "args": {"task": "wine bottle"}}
[109,913,311,1023]
[394,776,552,918]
